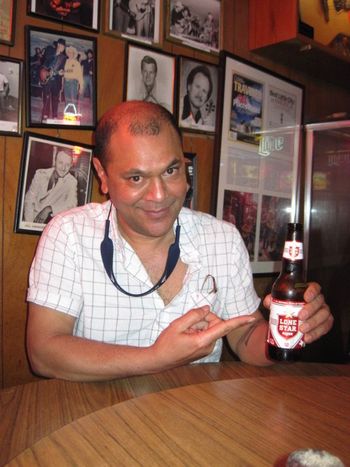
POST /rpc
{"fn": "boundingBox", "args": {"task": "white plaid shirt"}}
[27,201,260,362]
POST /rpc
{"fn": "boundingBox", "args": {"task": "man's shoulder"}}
[46,201,110,232]
[180,208,238,237]
[34,167,54,178]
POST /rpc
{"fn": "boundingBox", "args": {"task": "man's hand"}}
[263,281,334,344]
[151,306,255,370]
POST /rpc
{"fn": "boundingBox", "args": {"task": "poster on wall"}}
[213,52,304,274]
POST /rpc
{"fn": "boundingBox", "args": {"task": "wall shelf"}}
[249,0,350,89]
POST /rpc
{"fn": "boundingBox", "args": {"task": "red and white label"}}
[267,298,305,349]
[283,241,303,260]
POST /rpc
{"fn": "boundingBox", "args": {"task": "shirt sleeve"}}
[27,215,83,317]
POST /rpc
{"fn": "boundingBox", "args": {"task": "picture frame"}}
[106,0,161,46]
[125,43,176,114]
[0,55,23,136]
[0,0,16,46]
[184,151,197,209]
[14,132,94,235]
[166,0,221,54]
[178,56,218,134]
[27,0,100,32]
[212,52,304,274]
[26,26,97,129]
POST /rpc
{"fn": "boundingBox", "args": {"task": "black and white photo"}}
[178,57,218,133]
[26,26,97,129]
[15,133,93,234]
[167,0,221,53]
[107,0,161,45]
[125,44,176,113]
[28,0,100,32]
[0,56,23,136]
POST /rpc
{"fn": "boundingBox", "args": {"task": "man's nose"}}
[145,177,166,201]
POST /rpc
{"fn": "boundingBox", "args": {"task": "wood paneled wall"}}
[1,0,349,387]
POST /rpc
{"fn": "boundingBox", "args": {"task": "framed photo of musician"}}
[166,0,221,54]
[27,0,100,32]
[178,57,218,134]
[14,132,94,234]
[0,0,16,46]
[26,26,97,129]
[125,43,176,114]
[0,56,23,136]
[106,0,162,46]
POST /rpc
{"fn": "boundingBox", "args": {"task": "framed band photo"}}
[14,132,94,235]
[212,52,304,275]
[106,0,161,46]
[0,0,16,46]
[26,26,97,129]
[125,43,176,114]
[0,56,23,136]
[178,57,218,134]
[166,0,221,54]
[28,0,100,32]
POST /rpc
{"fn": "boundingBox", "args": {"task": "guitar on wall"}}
[320,0,350,22]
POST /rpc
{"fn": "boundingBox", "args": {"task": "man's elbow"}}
[26,338,57,379]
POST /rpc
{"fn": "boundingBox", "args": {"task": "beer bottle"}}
[267,222,307,361]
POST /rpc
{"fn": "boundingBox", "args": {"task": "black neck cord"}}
[100,205,181,297]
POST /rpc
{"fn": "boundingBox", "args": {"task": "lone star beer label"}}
[267,298,306,349]
[283,241,303,260]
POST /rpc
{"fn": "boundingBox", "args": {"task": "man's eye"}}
[129,175,141,182]
[166,167,178,175]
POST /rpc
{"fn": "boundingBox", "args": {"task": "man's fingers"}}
[196,315,256,343]
[172,306,211,332]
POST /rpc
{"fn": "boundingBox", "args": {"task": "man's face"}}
[188,72,210,110]
[142,63,157,90]
[94,124,187,240]
[55,152,72,178]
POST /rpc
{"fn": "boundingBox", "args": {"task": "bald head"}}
[94,101,182,168]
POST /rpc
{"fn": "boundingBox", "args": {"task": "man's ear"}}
[92,157,108,195]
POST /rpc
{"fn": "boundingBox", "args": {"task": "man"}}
[40,38,67,121]
[26,101,333,381]
[0,71,9,118]
[24,149,78,223]
[181,65,215,128]
[139,55,159,104]
[81,49,94,100]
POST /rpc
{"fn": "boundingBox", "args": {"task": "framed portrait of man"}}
[178,56,218,134]
[106,0,162,46]
[28,0,100,32]
[26,26,97,129]
[0,55,23,136]
[14,132,94,234]
[166,0,221,54]
[125,43,176,114]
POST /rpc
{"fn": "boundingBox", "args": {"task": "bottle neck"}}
[281,258,304,275]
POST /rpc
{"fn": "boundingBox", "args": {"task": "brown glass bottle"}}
[267,223,307,361]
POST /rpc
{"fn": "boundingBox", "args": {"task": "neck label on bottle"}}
[283,241,303,260]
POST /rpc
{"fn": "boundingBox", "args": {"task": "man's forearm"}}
[228,319,273,366]
[29,335,162,382]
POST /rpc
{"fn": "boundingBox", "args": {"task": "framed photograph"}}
[0,0,16,46]
[106,0,161,46]
[0,56,23,136]
[28,0,100,32]
[166,0,221,54]
[15,132,94,234]
[212,52,304,274]
[125,43,176,113]
[26,26,97,129]
[178,56,218,134]
[184,152,197,209]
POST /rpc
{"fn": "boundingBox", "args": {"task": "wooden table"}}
[1,362,350,466]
